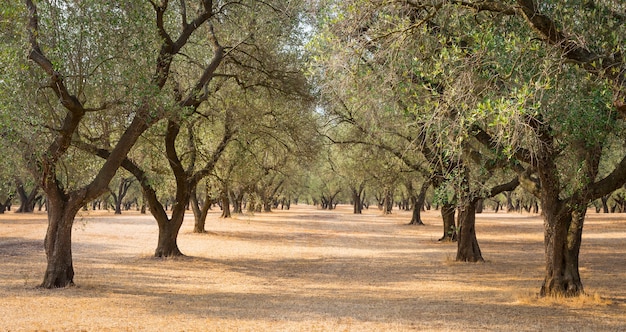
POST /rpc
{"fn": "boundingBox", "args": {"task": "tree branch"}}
[73,140,169,222]
[578,153,626,203]
[182,24,225,107]
[482,177,520,200]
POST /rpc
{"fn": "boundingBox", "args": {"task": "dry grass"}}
[1,204,625,331]
[515,292,613,308]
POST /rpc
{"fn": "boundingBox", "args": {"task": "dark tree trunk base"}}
[438,235,457,242]
[154,247,184,258]
[408,219,425,226]
[540,208,585,297]
[154,217,185,258]
[193,227,207,234]
[540,277,584,297]
[40,265,75,289]
[41,197,80,289]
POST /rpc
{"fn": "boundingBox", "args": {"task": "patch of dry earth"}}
[1,205,625,331]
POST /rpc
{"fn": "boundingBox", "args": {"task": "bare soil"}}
[1,205,625,331]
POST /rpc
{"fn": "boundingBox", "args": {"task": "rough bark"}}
[540,205,585,296]
[154,212,184,257]
[439,203,457,241]
[472,119,626,296]
[456,199,484,262]
[40,189,86,288]
[531,118,587,297]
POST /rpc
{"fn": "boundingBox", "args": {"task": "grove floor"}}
[1,204,625,331]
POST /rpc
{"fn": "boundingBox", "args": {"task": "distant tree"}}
[108,174,134,215]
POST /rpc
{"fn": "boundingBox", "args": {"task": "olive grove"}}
[2,0,626,299]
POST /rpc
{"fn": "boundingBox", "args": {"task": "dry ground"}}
[1,204,625,331]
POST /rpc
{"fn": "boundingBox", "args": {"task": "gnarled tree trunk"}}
[155,218,184,257]
[456,199,483,262]
[540,205,584,297]
[40,191,84,288]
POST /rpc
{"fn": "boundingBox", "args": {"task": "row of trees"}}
[1,0,625,298]
[306,0,626,297]
[1,0,318,288]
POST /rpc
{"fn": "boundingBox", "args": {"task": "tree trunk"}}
[109,177,134,215]
[505,192,515,212]
[532,125,587,297]
[0,197,10,214]
[15,178,38,213]
[352,188,363,214]
[155,220,183,257]
[148,196,185,257]
[408,181,429,225]
[540,205,585,297]
[263,201,271,213]
[231,190,243,213]
[152,192,186,258]
[190,186,211,233]
[408,196,424,225]
[112,194,122,214]
[600,195,609,213]
[40,193,83,288]
[37,197,46,211]
[383,187,393,214]
[456,199,484,262]
[220,188,231,218]
[439,203,457,241]
[475,199,483,214]
[248,196,256,212]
